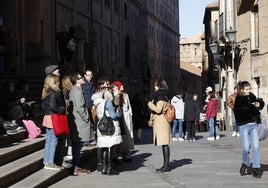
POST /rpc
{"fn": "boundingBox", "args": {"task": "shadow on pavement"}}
[169,158,193,171]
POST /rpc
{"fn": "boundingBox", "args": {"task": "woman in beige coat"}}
[147,79,172,173]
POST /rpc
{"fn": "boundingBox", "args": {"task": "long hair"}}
[62,75,72,97]
[154,78,168,90]
[41,74,60,99]
[236,81,250,96]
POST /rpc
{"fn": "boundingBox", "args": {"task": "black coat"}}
[184,98,198,121]
[42,89,65,115]
[234,92,265,125]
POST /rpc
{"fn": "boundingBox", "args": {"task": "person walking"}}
[91,85,122,175]
[206,91,219,141]
[171,91,184,141]
[147,78,172,173]
[69,72,94,175]
[234,81,265,178]
[227,87,239,137]
[41,74,65,170]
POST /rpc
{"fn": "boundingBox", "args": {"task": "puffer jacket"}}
[91,91,122,148]
[171,95,184,119]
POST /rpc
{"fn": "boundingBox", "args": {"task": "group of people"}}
[41,65,134,176]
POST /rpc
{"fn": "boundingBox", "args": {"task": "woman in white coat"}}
[91,87,122,175]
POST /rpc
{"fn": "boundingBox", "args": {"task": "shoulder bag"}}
[98,101,115,136]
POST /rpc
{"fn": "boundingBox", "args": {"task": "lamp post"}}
[225,29,237,86]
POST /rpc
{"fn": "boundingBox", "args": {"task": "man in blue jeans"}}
[171,92,184,141]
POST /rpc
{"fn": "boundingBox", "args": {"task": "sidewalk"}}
[51,129,268,188]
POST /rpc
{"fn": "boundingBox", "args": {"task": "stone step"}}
[0,135,45,166]
[0,149,44,187]
[11,147,97,188]
[0,130,28,147]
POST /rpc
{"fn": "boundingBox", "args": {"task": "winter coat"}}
[184,97,198,121]
[205,99,218,119]
[69,85,94,142]
[121,92,134,150]
[147,89,172,146]
[91,91,122,148]
[234,92,265,126]
[171,95,184,120]
[82,79,95,109]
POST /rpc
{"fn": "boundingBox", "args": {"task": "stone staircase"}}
[0,117,97,187]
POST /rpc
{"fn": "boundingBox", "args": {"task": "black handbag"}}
[97,100,115,136]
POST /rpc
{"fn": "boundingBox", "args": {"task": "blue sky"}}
[179,0,216,38]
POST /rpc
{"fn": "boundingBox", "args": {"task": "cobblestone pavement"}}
[51,128,268,188]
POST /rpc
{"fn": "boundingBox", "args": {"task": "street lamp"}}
[225,29,237,85]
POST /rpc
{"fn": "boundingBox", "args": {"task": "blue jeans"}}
[231,110,239,132]
[172,119,183,138]
[208,117,219,137]
[239,122,260,168]
[43,128,58,164]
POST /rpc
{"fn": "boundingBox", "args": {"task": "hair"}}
[41,74,60,99]
[70,72,82,85]
[62,75,72,97]
[96,78,110,92]
[236,81,250,96]
[208,91,216,99]
[154,78,168,90]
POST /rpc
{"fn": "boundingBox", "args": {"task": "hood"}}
[172,95,182,103]
[91,91,113,107]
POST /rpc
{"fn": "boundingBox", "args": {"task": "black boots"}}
[102,148,119,175]
[240,163,262,178]
[156,145,170,173]
[252,168,262,178]
[239,163,248,176]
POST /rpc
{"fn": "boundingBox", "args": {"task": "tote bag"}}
[22,119,41,139]
[51,114,70,136]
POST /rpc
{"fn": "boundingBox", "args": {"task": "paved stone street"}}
[51,128,268,188]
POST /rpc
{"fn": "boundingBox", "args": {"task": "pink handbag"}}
[22,120,41,139]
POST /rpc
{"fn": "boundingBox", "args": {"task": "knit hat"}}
[112,81,122,90]
[45,65,59,75]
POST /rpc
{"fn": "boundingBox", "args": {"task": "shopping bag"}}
[22,119,41,139]
[258,117,268,141]
[51,114,70,136]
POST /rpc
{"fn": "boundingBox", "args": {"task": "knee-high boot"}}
[156,145,170,173]
[107,147,119,175]
[101,149,108,175]
[97,148,102,172]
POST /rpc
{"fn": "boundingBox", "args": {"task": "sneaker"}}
[236,132,240,137]
[192,138,196,142]
[172,137,177,141]
[178,137,184,142]
[74,168,91,175]
[62,161,73,168]
[207,137,215,141]
[44,164,63,171]
[3,122,19,130]
[216,135,220,140]
[232,131,236,137]
[64,155,73,161]
[6,129,18,135]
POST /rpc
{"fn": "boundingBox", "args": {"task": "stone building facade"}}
[0,0,180,99]
[204,0,268,129]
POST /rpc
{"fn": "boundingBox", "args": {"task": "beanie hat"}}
[112,81,122,90]
[45,65,59,75]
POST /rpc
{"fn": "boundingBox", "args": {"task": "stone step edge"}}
[12,147,97,188]
[0,136,45,166]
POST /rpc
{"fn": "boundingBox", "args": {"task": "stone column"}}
[73,24,86,72]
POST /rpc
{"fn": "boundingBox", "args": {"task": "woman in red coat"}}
[206,91,219,140]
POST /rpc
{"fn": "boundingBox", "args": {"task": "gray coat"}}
[69,85,94,142]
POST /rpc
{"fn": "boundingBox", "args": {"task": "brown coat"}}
[148,100,172,146]
[227,92,237,109]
